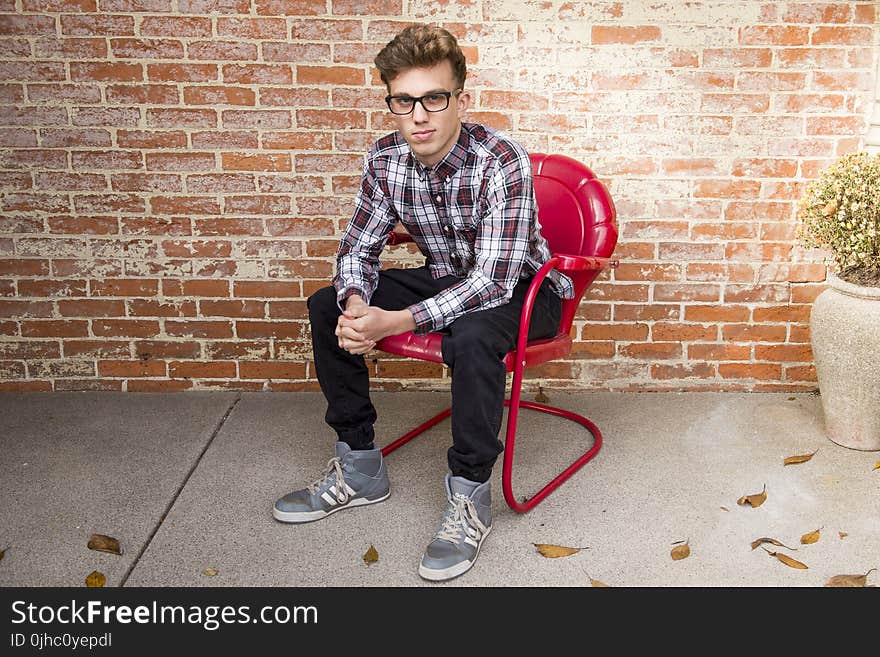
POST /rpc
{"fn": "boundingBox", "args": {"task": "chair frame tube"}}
[381,256,605,513]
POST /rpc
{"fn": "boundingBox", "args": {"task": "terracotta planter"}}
[810,272,880,451]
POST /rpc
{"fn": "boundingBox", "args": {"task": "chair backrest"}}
[530,152,618,334]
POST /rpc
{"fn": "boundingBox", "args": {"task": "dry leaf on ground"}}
[737,484,767,508]
[671,539,690,561]
[202,568,218,577]
[839,531,848,539]
[0,547,6,562]
[586,571,610,587]
[873,461,880,471]
[87,534,122,556]
[824,569,876,587]
[800,528,821,545]
[363,544,379,565]
[750,537,797,551]
[534,387,549,403]
[763,547,808,569]
[783,449,818,466]
[533,543,587,558]
[85,571,106,587]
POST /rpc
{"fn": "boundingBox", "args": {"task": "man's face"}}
[386,60,470,168]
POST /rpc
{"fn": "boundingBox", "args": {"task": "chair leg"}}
[380,395,602,513]
[501,397,602,513]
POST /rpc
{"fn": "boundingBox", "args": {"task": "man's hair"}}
[374,24,467,90]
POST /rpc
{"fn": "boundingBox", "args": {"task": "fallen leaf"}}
[824,569,876,587]
[873,461,880,471]
[750,537,797,551]
[85,571,106,587]
[671,539,690,561]
[363,544,379,565]
[839,531,848,539]
[535,387,549,403]
[720,506,729,512]
[202,568,218,577]
[783,449,818,466]
[800,527,821,545]
[533,543,587,558]
[737,484,767,508]
[87,534,122,556]
[588,575,610,587]
[0,547,6,562]
[763,547,808,570]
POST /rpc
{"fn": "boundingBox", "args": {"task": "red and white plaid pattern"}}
[333,123,574,335]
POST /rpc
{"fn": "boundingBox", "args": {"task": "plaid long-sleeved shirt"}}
[333,122,574,336]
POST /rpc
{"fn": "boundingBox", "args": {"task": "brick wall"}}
[1,1,878,392]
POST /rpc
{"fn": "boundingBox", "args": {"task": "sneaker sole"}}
[417,526,492,582]
[272,490,390,524]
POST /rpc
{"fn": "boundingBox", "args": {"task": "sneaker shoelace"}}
[306,457,351,504]
[435,493,488,544]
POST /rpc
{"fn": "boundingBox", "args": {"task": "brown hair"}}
[374,24,467,90]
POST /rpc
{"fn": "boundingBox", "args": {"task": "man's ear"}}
[457,89,471,113]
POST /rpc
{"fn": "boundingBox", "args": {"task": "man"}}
[273,23,573,582]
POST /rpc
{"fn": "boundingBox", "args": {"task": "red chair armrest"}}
[554,254,619,273]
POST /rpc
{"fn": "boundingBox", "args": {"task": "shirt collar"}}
[410,124,470,183]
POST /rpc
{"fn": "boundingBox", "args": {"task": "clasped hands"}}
[335,295,416,355]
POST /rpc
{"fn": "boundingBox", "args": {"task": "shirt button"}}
[435,195,442,203]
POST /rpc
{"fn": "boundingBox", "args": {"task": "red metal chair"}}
[376,153,619,512]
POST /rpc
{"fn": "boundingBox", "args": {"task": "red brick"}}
[651,362,715,380]
[223,64,293,85]
[99,359,167,377]
[718,363,782,380]
[0,14,57,35]
[239,361,307,379]
[194,218,263,236]
[109,38,184,59]
[199,300,265,318]
[70,62,143,82]
[235,321,302,339]
[184,86,256,106]
[189,40,258,61]
[169,361,237,378]
[147,152,216,171]
[221,153,290,172]
[148,63,218,82]
[687,343,751,361]
[203,341,270,360]
[127,379,193,391]
[592,26,661,44]
[134,340,200,359]
[106,84,180,104]
[128,299,197,317]
[165,320,233,338]
[191,130,260,151]
[21,320,89,337]
[0,300,53,318]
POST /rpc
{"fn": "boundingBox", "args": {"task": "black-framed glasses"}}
[384,90,462,115]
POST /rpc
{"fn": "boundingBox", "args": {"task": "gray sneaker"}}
[273,441,390,523]
[418,472,492,581]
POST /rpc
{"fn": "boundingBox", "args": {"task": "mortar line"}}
[119,393,242,587]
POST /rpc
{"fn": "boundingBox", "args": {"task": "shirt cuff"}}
[406,299,441,336]
[336,286,368,313]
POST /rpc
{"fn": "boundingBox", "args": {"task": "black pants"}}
[307,266,562,483]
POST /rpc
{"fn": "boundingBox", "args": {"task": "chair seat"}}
[375,153,617,512]
[375,332,572,372]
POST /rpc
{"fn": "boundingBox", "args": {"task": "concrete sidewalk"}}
[0,391,877,588]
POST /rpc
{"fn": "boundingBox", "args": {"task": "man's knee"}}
[307,285,340,326]
[443,315,511,364]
